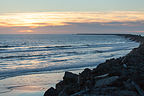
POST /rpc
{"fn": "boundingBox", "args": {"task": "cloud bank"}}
[0,11,144,34]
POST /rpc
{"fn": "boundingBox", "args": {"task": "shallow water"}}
[0,69,84,96]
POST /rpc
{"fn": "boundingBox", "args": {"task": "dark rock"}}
[44,87,57,96]
[56,72,79,94]
[95,76,119,87]
[114,90,139,96]
[123,81,136,91]
[83,87,118,95]
[63,71,78,84]
[56,81,65,93]
[58,84,80,96]
[80,68,91,77]
[92,58,122,76]
[44,34,144,96]
[58,87,68,96]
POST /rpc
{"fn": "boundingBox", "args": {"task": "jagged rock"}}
[80,68,91,77]
[92,58,122,76]
[56,72,80,95]
[114,90,139,96]
[44,87,57,96]
[95,76,119,87]
[83,87,118,95]
[44,34,144,96]
[58,84,80,96]
[56,81,65,93]
[63,71,78,84]
[58,88,68,96]
[78,68,94,88]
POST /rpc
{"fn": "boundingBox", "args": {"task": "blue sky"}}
[0,0,144,13]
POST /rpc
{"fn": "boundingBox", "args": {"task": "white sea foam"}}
[0,34,139,79]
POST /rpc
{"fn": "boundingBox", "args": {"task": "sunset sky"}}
[0,0,144,34]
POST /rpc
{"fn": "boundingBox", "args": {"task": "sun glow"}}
[19,30,33,33]
[0,11,144,34]
[0,11,144,28]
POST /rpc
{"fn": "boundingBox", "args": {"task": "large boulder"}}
[57,83,80,96]
[56,81,65,93]
[56,72,78,94]
[63,71,78,84]
[95,76,119,87]
[80,68,91,77]
[92,58,123,76]
[44,87,57,96]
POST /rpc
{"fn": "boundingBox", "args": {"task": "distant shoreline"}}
[76,33,135,35]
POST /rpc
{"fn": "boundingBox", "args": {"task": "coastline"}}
[44,34,144,96]
[0,67,86,96]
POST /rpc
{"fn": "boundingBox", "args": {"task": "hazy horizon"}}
[0,0,144,34]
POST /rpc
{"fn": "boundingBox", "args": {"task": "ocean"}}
[0,34,139,96]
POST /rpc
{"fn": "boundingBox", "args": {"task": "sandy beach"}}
[0,68,86,96]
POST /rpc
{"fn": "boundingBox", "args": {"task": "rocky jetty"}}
[44,34,144,96]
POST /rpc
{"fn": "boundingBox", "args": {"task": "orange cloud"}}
[19,30,33,33]
[0,11,144,28]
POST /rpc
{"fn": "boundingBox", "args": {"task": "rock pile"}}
[44,34,144,96]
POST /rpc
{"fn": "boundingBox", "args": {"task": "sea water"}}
[0,34,139,96]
